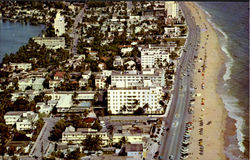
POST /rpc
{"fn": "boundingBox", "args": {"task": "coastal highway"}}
[159,2,200,160]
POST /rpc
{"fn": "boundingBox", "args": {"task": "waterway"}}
[0,19,45,62]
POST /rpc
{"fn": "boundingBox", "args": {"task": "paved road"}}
[72,6,86,55]
[29,117,60,158]
[159,2,200,160]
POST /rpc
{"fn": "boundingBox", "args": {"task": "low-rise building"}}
[164,26,181,37]
[36,102,54,115]
[18,78,32,91]
[5,141,31,155]
[9,63,32,71]
[32,77,45,91]
[49,79,63,89]
[16,111,38,131]
[113,124,151,145]
[4,111,26,125]
[18,77,45,91]
[54,71,65,80]
[62,125,109,146]
[33,37,65,49]
[95,75,107,89]
[56,94,73,112]
[125,144,144,158]
[113,56,123,67]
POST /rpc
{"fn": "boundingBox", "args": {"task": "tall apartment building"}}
[111,69,165,88]
[141,48,169,69]
[54,12,66,36]
[33,37,65,49]
[108,86,164,114]
[165,1,179,18]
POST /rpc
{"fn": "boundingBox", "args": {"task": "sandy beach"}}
[185,2,227,160]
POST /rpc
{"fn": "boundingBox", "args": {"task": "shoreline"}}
[195,2,249,159]
[185,2,227,160]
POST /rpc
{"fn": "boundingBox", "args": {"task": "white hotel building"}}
[165,1,179,18]
[108,85,164,114]
[111,69,165,88]
[141,48,169,69]
[54,12,66,36]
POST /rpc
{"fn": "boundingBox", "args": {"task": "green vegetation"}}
[32,118,45,141]
[87,2,109,8]
[133,107,145,115]
[2,39,70,69]
[82,135,102,151]
[49,119,69,141]
[49,114,99,142]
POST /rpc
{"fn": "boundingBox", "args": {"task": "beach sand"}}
[184,2,227,160]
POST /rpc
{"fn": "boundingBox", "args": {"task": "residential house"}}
[32,77,45,91]
[9,63,32,71]
[113,56,123,67]
[95,75,107,89]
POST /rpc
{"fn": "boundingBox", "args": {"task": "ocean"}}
[0,20,45,62]
[196,2,249,159]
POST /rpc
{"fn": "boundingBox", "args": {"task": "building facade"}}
[108,86,164,114]
[111,69,164,88]
[165,2,179,18]
[141,48,169,69]
[4,111,25,125]
[33,37,65,49]
[54,12,66,36]
[62,126,109,146]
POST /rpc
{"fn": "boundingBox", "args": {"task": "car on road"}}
[181,147,189,152]
[181,154,189,159]
[154,151,159,159]
[172,121,179,128]
[169,155,174,160]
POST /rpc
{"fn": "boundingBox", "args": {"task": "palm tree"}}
[143,103,150,113]
[82,135,102,151]
[118,136,128,147]
[121,105,127,113]
[107,125,114,135]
